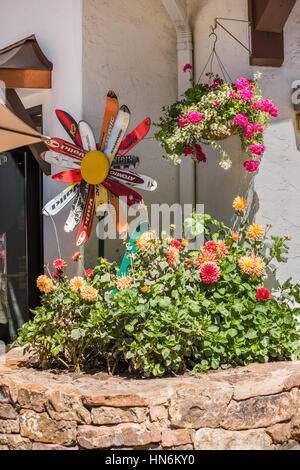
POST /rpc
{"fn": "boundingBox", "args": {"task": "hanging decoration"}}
[155,28,279,173]
[42,91,157,246]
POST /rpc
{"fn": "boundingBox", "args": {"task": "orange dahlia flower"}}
[36,275,56,293]
[167,246,179,266]
[80,285,98,302]
[247,224,264,240]
[116,275,132,291]
[141,285,149,293]
[216,240,229,258]
[136,232,156,251]
[232,232,240,241]
[233,197,247,211]
[251,256,265,277]
[70,276,86,292]
[195,250,216,269]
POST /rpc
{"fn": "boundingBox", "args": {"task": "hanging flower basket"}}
[155,70,279,172]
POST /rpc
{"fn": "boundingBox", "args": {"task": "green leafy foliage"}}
[14,207,300,376]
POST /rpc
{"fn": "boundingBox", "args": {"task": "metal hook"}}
[208,30,218,50]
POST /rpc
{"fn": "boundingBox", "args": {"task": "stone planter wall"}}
[0,350,300,450]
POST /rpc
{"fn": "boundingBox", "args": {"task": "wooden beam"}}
[255,0,296,33]
[248,0,295,67]
[0,69,51,89]
[5,89,51,175]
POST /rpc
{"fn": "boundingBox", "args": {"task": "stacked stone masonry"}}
[0,349,300,450]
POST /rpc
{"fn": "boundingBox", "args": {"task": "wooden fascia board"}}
[0,68,51,89]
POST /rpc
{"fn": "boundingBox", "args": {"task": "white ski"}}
[78,120,97,151]
[108,169,157,191]
[41,150,80,170]
[104,105,131,165]
[42,183,79,217]
[64,180,90,233]
[111,155,140,170]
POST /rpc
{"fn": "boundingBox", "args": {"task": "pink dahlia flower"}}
[200,262,221,284]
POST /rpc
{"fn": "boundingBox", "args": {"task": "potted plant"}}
[155,69,279,172]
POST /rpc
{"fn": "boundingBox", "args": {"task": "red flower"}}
[53,271,59,279]
[53,259,67,271]
[184,260,192,265]
[183,63,192,72]
[72,251,80,262]
[84,269,94,277]
[256,287,270,301]
[200,262,221,284]
[171,240,183,251]
[204,241,218,253]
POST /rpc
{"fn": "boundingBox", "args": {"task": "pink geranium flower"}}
[183,63,192,72]
[183,146,192,156]
[178,116,187,127]
[234,113,249,127]
[236,77,250,90]
[249,142,265,156]
[186,111,202,124]
[243,160,260,172]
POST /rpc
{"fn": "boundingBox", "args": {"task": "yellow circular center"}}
[80,151,109,185]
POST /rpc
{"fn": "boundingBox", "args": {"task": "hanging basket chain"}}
[197,29,232,85]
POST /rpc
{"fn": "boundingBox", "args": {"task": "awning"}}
[0,102,47,153]
[0,35,52,89]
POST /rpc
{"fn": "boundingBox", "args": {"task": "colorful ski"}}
[52,169,82,183]
[76,185,95,246]
[41,150,80,169]
[42,183,79,217]
[109,169,157,191]
[98,90,119,151]
[45,138,87,161]
[108,192,128,239]
[55,110,83,148]
[102,178,143,210]
[64,180,89,233]
[95,183,109,214]
[118,118,151,156]
[79,120,97,151]
[111,155,140,170]
[104,105,131,164]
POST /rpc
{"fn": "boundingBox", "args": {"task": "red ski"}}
[102,178,143,210]
[117,118,151,156]
[45,138,87,161]
[76,185,95,246]
[56,110,83,148]
[52,169,82,183]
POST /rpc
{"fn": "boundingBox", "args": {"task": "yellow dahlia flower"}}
[69,276,86,292]
[36,275,55,293]
[251,256,265,277]
[116,275,132,291]
[238,256,254,274]
[233,197,247,211]
[247,224,264,240]
[181,238,189,247]
[80,285,98,302]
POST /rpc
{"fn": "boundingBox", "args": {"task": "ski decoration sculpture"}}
[42,93,156,246]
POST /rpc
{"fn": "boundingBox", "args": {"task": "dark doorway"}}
[0,106,43,343]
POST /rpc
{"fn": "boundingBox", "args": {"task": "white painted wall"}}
[82,0,178,266]
[0,0,83,277]
[188,0,300,283]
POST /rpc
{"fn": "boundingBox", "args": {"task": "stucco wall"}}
[82,0,178,266]
[0,0,83,277]
[188,0,300,283]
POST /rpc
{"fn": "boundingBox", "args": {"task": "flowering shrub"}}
[155,70,279,172]
[15,200,300,375]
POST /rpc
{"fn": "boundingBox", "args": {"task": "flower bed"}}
[155,70,279,172]
[14,198,300,376]
[0,351,300,450]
